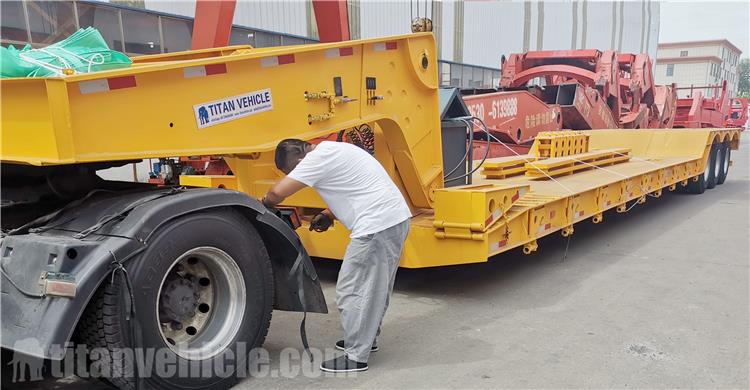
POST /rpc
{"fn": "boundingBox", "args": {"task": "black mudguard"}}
[0,187,327,360]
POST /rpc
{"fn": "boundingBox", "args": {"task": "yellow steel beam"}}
[0,31,743,269]
[1,33,444,209]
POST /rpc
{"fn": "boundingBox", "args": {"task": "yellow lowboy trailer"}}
[0,33,741,388]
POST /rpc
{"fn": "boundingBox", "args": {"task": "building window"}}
[680,50,688,57]
[77,3,124,51]
[450,63,462,86]
[254,31,281,48]
[666,64,674,77]
[121,9,161,54]
[483,69,492,88]
[229,27,255,46]
[26,1,76,46]
[1,1,29,45]
[462,65,472,88]
[440,62,451,86]
[280,36,305,46]
[161,17,192,53]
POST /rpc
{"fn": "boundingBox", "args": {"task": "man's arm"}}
[261,177,307,208]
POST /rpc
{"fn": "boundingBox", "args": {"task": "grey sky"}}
[659,0,750,57]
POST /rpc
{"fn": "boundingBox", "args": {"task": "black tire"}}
[716,141,731,185]
[705,142,719,189]
[76,209,274,389]
[688,142,718,194]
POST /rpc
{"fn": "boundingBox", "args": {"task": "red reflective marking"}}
[385,41,398,50]
[339,47,354,56]
[511,192,519,202]
[498,240,507,247]
[485,215,493,226]
[278,54,296,65]
[107,76,136,90]
[549,210,556,219]
[205,63,227,75]
[545,223,552,230]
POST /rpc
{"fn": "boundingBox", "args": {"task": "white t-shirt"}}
[288,141,412,238]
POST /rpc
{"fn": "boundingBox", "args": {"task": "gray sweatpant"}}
[336,219,410,363]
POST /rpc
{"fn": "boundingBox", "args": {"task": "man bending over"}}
[261,138,411,373]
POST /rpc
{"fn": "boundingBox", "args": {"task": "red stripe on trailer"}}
[545,223,552,230]
[498,240,507,247]
[107,76,136,90]
[485,215,493,226]
[511,192,519,202]
[205,63,227,75]
[278,54,295,65]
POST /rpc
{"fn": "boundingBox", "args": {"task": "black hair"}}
[274,138,310,171]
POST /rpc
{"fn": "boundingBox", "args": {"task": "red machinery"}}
[673,81,730,128]
[463,49,677,158]
[726,97,749,129]
[617,53,677,129]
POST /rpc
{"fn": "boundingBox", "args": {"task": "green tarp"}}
[1,27,132,78]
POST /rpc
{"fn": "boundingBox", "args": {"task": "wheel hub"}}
[159,274,200,322]
[156,247,246,361]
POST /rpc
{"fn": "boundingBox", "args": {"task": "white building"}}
[145,0,661,69]
[655,39,742,98]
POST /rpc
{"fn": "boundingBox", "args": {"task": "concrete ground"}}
[239,136,749,389]
[7,138,748,389]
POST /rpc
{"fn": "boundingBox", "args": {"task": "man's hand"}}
[309,211,334,232]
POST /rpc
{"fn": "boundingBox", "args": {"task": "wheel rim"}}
[157,246,246,360]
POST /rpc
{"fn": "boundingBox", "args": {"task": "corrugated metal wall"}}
[358,1,411,39]
[455,0,660,68]
[143,0,660,68]
[144,0,308,36]
[460,1,526,67]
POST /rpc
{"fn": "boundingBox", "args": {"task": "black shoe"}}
[335,339,379,352]
[319,355,368,373]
